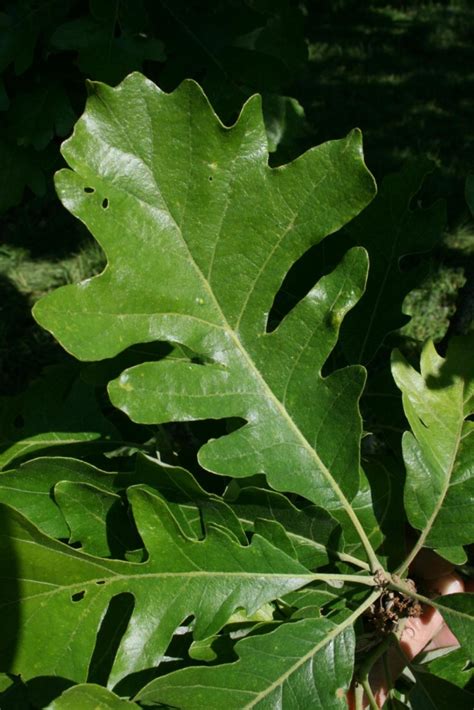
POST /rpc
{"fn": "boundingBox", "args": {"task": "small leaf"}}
[136,617,355,708]
[392,336,474,561]
[48,683,138,708]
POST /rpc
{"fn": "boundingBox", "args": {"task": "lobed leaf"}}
[33,73,377,562]
[339,160,445,363]
[0,487,314,686]
[392,335,474,563]
[135,617,355,709]
[0,457,121,539]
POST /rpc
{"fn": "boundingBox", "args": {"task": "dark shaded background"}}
[1,0,473,395]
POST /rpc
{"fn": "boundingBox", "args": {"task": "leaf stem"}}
[354,682,365,710]
[356,632,396,710]
[394,540,422,578]
[224,331,382,574]
[344,513,381,574]
[335,551,371,572]
[360,678,379,710]
[310,573,377,586]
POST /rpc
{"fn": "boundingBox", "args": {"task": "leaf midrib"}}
[72,100,377,569]
[398,384,465,574]
[6,570,316,608]
[243,589,380,708]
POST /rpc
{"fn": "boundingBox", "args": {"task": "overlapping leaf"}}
[135,617,355,709]
[0,457,120,538]
[33,74,377,560]
[0,486,314,686]
[270,160,445,365]
[49,684,138,709]
[392,335,474,562]
[0,365,119,470]
[338,160,445,363]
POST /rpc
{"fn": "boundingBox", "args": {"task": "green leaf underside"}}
[0,488,314,686]
[392,336,474,562]
[136,617,354,709]
[33,74,376,540]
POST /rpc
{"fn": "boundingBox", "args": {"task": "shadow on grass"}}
[297,2,474,222]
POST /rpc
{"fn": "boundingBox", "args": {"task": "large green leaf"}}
[33,73,378,562]
[391,336,474,565]
[425,647,474,689]
[0,487,315,686]
[135,616,355,708]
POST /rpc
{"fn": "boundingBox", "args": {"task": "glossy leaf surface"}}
[392,336,474,558]
[33,73,376,536]
[49,683,138,708]
[434,593,474,659]
[136,617,355,709]
[0,488,313,686]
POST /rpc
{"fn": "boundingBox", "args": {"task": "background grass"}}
[1,0,472,395]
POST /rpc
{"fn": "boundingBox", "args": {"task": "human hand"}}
[348,551,472,708]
